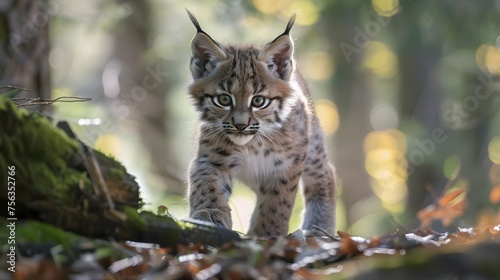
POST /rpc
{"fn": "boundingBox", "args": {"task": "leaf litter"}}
[7,215,500,279]
[5,167,500,279]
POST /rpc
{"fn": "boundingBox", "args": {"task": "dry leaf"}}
[337,230,351,239]
[438,188,466,205]
[337,231,361,256]
[418,188,467,228]
[490,185,500,204]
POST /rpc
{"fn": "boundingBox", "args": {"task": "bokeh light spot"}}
[315,99,339,136]
[372,0,400,17]
[94,133,123,159]
[370,104,399,130]
[443,155,461,179]
[365,149,403,179]
[388,129,407,153]
[252,0,319,26]
[364,130,408,212]
[476,44,500,74]
[491,185,500,204]
[489,136,500,164]
[364,130,406,154]
[285,0,320,26]
[372,178,407,204]
[489,164,500,185]
[102,61,121,98]
[251,0,284,14]
[304,52,335,80]
[364,131,395,153]
[382,201,405,213]
[363,41,398,78]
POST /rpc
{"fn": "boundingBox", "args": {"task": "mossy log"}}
[0,97,240,248]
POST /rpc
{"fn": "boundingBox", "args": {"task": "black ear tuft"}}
[186,9,203,34]
[187,11,227,79]
[257,16,296,81]
[283,13,296,35]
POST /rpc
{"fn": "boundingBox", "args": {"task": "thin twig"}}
[10,96,92,117]
[425,183,439,202]
[312,225,339,241]
[0,85,31,92]
[12,96,92,107]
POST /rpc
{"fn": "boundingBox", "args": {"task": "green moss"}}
[123,206,148,231]
[16,220,80,245]
[0,97,91,201]
[0,218,128,263]
[0,218,80,257]
[109,168,125,180]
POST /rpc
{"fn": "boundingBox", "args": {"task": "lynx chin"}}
[186,11,337,236]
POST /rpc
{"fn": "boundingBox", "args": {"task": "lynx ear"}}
[187,10,227,79]
[258,14,296,81]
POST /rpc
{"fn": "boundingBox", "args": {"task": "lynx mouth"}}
[227,133,254,145]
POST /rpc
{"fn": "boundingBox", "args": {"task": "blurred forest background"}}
[1,0,500,236]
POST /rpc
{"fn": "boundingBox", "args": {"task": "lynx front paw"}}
[190,208,232,229]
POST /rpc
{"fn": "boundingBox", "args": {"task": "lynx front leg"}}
[188,157,233,229]
[248,174,301,236]
[301,155,337,234]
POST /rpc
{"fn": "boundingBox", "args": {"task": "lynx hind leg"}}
[248,180,299,236]
[301,156,337,234]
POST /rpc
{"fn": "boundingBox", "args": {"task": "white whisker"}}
[202,124,227,145]
[258,130,284,152]
[271,129,293,143]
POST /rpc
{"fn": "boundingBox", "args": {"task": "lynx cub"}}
[187,12,337,236]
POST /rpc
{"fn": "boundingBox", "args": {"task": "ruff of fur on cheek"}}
[280,88,299,122]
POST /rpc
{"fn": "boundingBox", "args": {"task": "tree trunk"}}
[0,0,51,101]
[322,7,374,229]
[107,0,183,193]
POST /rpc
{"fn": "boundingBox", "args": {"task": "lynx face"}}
[188,14,297,146]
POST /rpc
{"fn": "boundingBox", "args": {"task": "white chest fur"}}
[235,145,289,190]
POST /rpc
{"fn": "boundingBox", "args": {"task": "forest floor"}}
[1,217,500,279]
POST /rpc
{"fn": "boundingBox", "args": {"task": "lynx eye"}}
[251,96,268,108]
[214,94,232,107]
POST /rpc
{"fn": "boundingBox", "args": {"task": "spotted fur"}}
[186,11,337,236]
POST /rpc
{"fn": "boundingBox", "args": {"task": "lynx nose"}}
[234,123,248,131]
[232,116,248,131]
